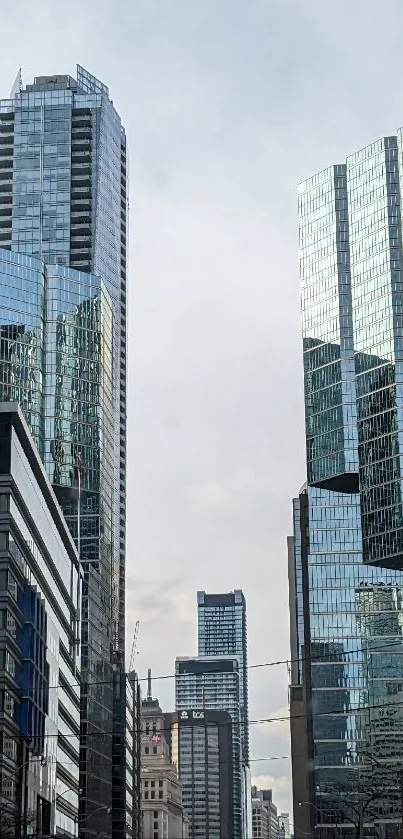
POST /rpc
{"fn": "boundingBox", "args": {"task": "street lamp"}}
[298,800,341,839]
[78,805,111,822]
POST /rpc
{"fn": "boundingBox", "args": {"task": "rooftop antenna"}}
[147,668,152,700]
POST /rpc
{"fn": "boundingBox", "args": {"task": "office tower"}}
[197,590,250,838]
[165,709,233,839]
[0,64,128,835]
[0,404,80,837]
[175,655,242,839]
[251,788,279,839]
[291,135,403,836]
[140,684,188,839]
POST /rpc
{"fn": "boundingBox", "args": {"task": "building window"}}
[3,692,14,718]
[159,780,163,787]
[0,495,8,512]
[2,737,16,762]
[145,792,149,800]
[1,775,16,802]
[153,811,158,819]
[151,781,155,788]
[145,747,149,754]
[145,781,148,787]
[153,747,157,754]
[154,833,158,839]
[151,791,155,799]
[158,791,163,799]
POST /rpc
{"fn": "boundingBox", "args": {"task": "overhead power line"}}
[45,636,403,691]
[6,694,403,740]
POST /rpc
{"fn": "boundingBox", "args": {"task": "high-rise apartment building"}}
[291,133,403,836]
[197,591,249,763]
[0,404,81,837]
[165,709,233,839]
[0,66,128,836]
[175,655,242,839]
[197,590,251,837]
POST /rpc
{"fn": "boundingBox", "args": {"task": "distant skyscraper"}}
[290,134,403,836]
[197,590,250,836]
[197,591,249,763]
[175,655,242,839]
[0,66,128,837]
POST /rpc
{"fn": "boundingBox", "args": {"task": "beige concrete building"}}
[141,677,188,839]
[252,788,279,839]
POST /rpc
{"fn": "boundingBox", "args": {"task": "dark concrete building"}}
[112,670,141,839]
[165,709,234,839]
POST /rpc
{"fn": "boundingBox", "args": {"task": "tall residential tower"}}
[197,590,251,837]
[0,67,128,837]
[291,135,403,836]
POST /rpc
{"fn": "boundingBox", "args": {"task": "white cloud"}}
[251,773,292,818]
[190,481,232,509]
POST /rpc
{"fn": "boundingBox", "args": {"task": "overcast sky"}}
[3,0,403,818]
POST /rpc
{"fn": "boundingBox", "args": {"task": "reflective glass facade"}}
[197,591,249,764]
[296,487,403,835]
[293,131,403,835]
[0,64,127,655]
[0,247,115,833]
[0,65,128,835]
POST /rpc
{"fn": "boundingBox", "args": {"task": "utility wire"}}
[46,636,403,692]
[8,693,403,740]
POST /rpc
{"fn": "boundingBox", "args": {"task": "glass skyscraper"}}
[197,590,251,839]
[197,590,249,764]
[290,135,403,837]
[0,66,128,837]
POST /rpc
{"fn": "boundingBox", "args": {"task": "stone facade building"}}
[141,678,188,839]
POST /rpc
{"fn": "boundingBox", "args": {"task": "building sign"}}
[180,709,205,722]
[150,733,161,743]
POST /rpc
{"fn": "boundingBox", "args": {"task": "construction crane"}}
[129,620,140,672]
